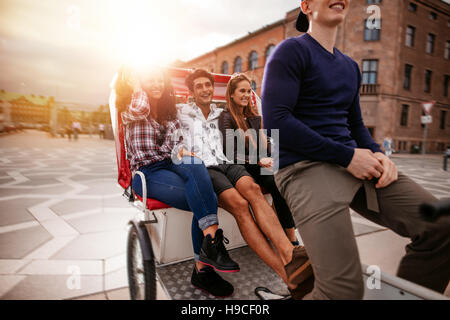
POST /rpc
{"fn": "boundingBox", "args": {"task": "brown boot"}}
[285,246,313,288]
[288,273,315,300]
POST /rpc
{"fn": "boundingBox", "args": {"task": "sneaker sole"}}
[198,257,240,273]
[191,283,234,298]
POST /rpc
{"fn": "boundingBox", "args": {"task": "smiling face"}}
[302,0,350,29]
[139,71,165,100]
[191,76,214,107]
[231,80,251,109]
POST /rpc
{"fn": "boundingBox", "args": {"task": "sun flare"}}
[107,1,179,69]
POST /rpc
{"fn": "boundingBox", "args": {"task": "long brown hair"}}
[115,66,177,125]
[225,73,270,153]
[225,73,259,151]
[225,73,258,131]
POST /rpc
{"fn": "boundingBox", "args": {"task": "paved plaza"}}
[0,130,449,300]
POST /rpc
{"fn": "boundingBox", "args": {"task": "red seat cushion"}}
[135,195,172,210]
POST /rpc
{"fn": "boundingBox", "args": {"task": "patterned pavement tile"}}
[0,226,53,259]
[0,198,44,226]
[50,199,103,216]
[50,230,127,260]
[1,274,104,300]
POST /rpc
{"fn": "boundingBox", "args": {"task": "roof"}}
[0,90,51,106]
[185,19,285,64]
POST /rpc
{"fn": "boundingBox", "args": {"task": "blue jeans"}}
[132,157,218,260]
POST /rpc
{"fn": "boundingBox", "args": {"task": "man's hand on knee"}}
[346,148,384,181]
[373,152,398,189]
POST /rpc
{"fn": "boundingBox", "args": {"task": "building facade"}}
[0,90,109,134]
[0,90,53,125]
[182,0,450,153]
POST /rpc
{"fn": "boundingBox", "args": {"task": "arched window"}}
[265,44,276,64]
[234,56,242,73]
[249,51,258,70]
[251,81,257,91]
[221,61,229,74]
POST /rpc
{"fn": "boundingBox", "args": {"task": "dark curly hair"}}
[185,68,215,92]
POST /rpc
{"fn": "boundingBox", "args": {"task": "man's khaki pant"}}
[275,161,450,300]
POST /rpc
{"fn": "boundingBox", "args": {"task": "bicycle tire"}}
[127,224,157,300]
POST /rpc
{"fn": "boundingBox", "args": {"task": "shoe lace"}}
[213,232,229,246]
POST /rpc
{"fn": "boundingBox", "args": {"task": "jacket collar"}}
[184,102,221,121]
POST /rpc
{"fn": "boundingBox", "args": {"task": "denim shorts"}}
[207,164,251,195]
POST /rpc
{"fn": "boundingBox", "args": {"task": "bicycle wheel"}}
[127,224,156,300]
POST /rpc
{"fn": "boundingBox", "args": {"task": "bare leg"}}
[202,224,218,238]
[285,228,297,243]
[235,176,293,265]
[218,188,289,286]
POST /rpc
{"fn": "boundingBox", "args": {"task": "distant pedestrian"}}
[383,136,393,157]
[72,121,81,141]
[66,125,72,141]
[99,123,105,139]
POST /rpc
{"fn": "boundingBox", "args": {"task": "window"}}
[401,104,409,126]
[444,75,449,97]
[364,19,381,41]
[221,61,228,74]
[367,0,381,3]
[398,141,408,151]
[408,3,417,12]
[404,64,413,90]
[249,51,258,70]
[429,12,437,20]
[426,33,435,54]
[251,81,257,91]
[234,56,242,73]
[425,70,432,93]
[362,60,378,84]
[445,41,450,59]
[265,44,275,64]
[441,110,447,130]
[405,26,415,47]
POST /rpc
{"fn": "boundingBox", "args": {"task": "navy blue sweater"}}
[262,33,381,170]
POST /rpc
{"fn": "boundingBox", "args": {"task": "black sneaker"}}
[191,266,234,298]
[198,229,240,272]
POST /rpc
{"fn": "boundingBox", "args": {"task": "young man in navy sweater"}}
[262,0,449,299]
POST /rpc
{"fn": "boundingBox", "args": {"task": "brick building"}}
[182,0,450,153]
[0,90,108,134]
[0,90,53,125]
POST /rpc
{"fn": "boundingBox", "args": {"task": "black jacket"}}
[218,109,271,164]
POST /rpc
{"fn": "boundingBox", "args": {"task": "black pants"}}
[245,164,295,229]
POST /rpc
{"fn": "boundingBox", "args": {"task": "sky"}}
[0,0,300,106]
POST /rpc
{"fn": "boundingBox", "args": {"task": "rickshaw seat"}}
[134,194,172,210]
